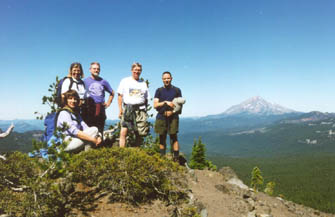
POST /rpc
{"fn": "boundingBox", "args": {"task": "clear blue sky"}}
[1,0,334,120]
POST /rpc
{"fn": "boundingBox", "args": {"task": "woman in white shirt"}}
[61,62,86,103]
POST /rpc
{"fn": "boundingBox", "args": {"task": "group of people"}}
[57,62,184,161]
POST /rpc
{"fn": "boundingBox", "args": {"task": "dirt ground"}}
[73,168,335,217]
[189,169,334,217]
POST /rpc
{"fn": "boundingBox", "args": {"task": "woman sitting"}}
[57,90,102,152]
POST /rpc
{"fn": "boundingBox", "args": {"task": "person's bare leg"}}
[159,134,167,156]
[119,127,128,148]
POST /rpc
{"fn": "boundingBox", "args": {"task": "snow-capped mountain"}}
[223,96,297,116]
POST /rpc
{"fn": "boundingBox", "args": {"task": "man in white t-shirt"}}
[117,62,149,147]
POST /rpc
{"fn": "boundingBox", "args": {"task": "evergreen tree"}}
[264,181,276,196]
[250,166,264,191]
[189,137,216,170]
[189,137,206,169]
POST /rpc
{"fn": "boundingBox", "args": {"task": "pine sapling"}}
[251,166,263,191]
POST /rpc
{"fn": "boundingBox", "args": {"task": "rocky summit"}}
[74,166,334,217]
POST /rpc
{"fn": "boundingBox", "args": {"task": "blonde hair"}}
[67,62,84,78]
[131,62,142,70]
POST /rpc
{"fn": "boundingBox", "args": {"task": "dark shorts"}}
[155,117,179,135]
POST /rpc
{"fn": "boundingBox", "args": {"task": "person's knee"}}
[170,134,178,142]
[84,127,99,137]
[120,127,128,138]
[65,138,84,152]
[159,134,167,145]
[170,134,179,151]
[119,128,128,147]
[91,126,99,134]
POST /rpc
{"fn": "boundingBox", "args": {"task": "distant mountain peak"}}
[246,96,263,102]
[224,96,296,116]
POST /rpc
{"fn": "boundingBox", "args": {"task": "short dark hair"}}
[162,71,172,77]
[62,90,80,108]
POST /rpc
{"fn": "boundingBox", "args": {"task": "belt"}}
[124,103,146,110]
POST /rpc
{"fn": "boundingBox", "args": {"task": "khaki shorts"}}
[154,117,179,135]
[121,109,149,136]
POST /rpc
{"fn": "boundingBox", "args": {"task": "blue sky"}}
[0,0,334,120]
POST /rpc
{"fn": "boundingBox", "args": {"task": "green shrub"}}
[0,152,38,216]
[0,152,77,217]
[264,181,276,196]
[69,147,188,205]
[0,148,189,216]
[177,205,202,217]
[0,152,36,190]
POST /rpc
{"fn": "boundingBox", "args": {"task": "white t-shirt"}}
[61,77,86,99]
[117,76,149,105]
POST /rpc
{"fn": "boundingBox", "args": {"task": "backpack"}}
[31,109,71,159]
[42,110,63,143]
[55,77,85,107]
[42,109,75,143]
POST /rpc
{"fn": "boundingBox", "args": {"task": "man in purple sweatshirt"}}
[83,62,114,135]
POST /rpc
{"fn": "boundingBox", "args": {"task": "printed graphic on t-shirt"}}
[129,88,142,98]
[89,82,104,96]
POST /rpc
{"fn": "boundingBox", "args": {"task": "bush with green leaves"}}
[264,181,276,196]
[0,148,189,216]
[69,147,187,204]
[34,76,61,120]
[0,152,75,217]
[175,205,202,217]
[249,166,276,195]
[189,137,216,170]
[0,152,36,215]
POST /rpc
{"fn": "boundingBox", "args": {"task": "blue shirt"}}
[154,85,182,120]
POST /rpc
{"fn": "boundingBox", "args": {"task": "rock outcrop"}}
[187,167,333,217]
[75,166,335,217]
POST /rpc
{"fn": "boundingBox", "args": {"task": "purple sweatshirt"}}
[84,76,113,104]
[57,111,88,137]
